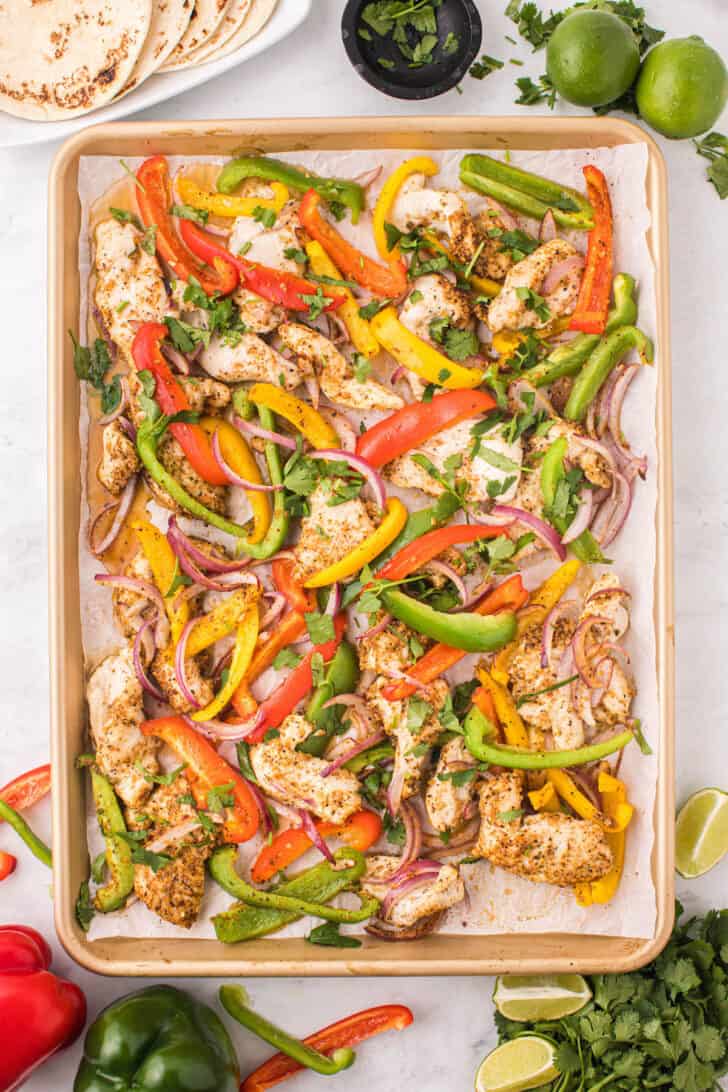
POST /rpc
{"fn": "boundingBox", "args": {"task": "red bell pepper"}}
[299,188,408,299]
[377,523,508,583]
[251,809,382,883]
[241,1005,414,1092]
[135,155,238,297]
[0,763,51,818]
[131,322,229,486]
[569,165,613,335]
[0,850,17,880]
[140,716,259,842]
[272,558,317,614]
[355,389,497,468]
[0,925,86,1092]
[178,219,345,313]
[382,574,528,700]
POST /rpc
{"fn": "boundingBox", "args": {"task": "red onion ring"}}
[89,474,138,556]
[167,517,253,574]
[133,620,165,700]
[234,415,298,451]
[381,870,442,919]
[386,801,423,883]
[160,342,191,375]
[325,582,342,616]
[539,208,557,242]
[298,809,335,864]
[491,504,566,561]
[94,571,169,646]
[181,713,253,742]
[145,819,204,854]
[383,669,429,692]
[357,613,393,641]
[390,365,406,386]
[562,487,594,544]
[484,195,518,231]
[211,430,284,492]
[541,599,579,669]
[353,165,383,190]
[424,559,468,608]
[571,616,613,688]
[590,471,632,548]
[541,255,584,297]
[175,618,202,709]
[321,729,386,777]
[244,778,273,835]
[260,594,286,629]
[308,449,386,509]
[386,761,406,818]
[98,375,130,425]
[319,407,357,452]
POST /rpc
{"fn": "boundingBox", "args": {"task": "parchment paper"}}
[77,144,659,941]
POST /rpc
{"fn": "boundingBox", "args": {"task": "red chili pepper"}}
[0,925,86,1092]
[140,716,259,842]
[178,219,345,313]
[299,188,408,299]
[251,809,382,884]
[355,390,497,468]
[241,1004,414,1092]
[382,574,528,700]
[569,165,613,335]
[131,322,229,486]
[0,851,17,880]
[0,764,51,818]
[377,524,507,584]
[135,155,238,297]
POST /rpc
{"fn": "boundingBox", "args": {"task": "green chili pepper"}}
[0,798,52,868]
[527,274,638,388]
[299,641,360,757]
[382,588,517,653]
[212,848,366,942]
[219,985,355,1076]
[564,325,653,423]
[216,155,365,224]
[344,741,395,774]
[89,767,134,912]
[464,706,634,769]
[373,493,461,570]
[459,154,594,231]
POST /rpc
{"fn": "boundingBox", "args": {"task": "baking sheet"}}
[77,144,658,941]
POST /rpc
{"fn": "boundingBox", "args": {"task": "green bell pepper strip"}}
[216,155,365,224]
[344,741,395,774]
[89,767,134,913]
[564,325,654,423]
[465,706,634,769]
[209,846,378,923]
[372,494,461,570]
[459,153,594,231]
[0,798,52,868]
[212,849,366,942]
[540,437,607,564]
[298,641,360,757]
[220,986,355,1077]
[382,588,517,653]
[528,274,638,388]
[73,985,239,1092]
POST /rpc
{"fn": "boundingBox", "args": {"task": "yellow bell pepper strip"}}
[528,781,559,812]
[370,307,485,389]
[304,241,380,358]
[476,668,530,747]
[575,773,632,905]
[191,602,259,722]
[246,383,339,450]
[303,498,408,589]
[421,231,502,298]
[199,417,270,545]
[186,586,259,659]
[373,155,439,262]
[175,176,289,219]
[547,768,633,833]
[131,518,189,644]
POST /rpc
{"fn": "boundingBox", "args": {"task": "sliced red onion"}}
[386,762,406,817]
[90,474,138,556]
[133,621,165,700]
[423,559,467,608]
[357,613,393,641]
[211,430,284,492]
[98,376,130,424]
[390,365,406,385]
[299,809,335,864]
[608,365,647,470]
[245,778,273,836]
[211,645,234,685]
[161,342,191,375]
[541,255,584,297]
[383,669,429,692]
[308,449,386,509]
[181,713,253,742]
[477,509,516,529]
[567,767,602,810]
[562,487,594,544]
[423,817,480,851]
[353,165,383,190]
[234,415,298,451]
[304,374,321,410]
[167,523,257,592]
[175,618,202,709]
[571,615,613,688]
[491,505,566,561]
[322,729,385,777]
[573,434,618,479]
[260,594,286,629]
[94,571,169,646]
[325,582,342,616]
[167,517,253,574]
[386,801,423,883]
[319,407,357,452]
[199,221,231,238]
[144,819,203,855]
[118,416,137,442]
[590,472,632,548]
[541,599,579,669]
[539,208,557,242]
[484,195,518,231]
[381,870,442,919]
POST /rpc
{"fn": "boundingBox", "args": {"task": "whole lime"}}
[636,36,728,139]
[546,10,640,108]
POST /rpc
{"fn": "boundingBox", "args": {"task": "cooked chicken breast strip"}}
[362,855,465,927]
[487,240,583,333]
[398,274,474,345]
[425,737,478,833]
[293,480,376,584]
[97,420,140,497]
[367,679,449,804]
[93,219,168,364]
[200,332,304,389]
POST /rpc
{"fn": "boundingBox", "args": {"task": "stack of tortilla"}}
[0,0,278,121]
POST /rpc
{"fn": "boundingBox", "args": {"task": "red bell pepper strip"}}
[177,219,345,313]
[272,558,317,614]
[0,925,86,1092]
[135,155,238,297]
[140,716,259,842]
[569,165,613,335]
[0,851,16,880]
[131,322,229,486]
[355,390,497,468]
[241,1005,414,1092]
[382,574,528,700]
[251,809,383,884]
[377,524,509,583]
[0,763,51,818]
[299,188,408,299]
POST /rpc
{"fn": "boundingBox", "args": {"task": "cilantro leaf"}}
[305,611,336,644]
[306,921,362,948]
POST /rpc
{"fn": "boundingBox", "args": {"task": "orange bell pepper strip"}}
[241,1005,414,1092]
[569,165,613,335]
[382,574,528,701]
[377,523,507,584]
[575,772,632,906]
[251,810,383,884]
[135,155,238,297]
[140,716,258,843]
[298,188,408,298]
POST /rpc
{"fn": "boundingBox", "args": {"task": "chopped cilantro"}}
[206,783,236,814]
[110,206,142,229]
[306,921,362,948]
[252,205,277,228]
[272,648,303,671]
[694,132,728,200]
[131,848,172,872]
[353,353,372,382]
[169,203,209,225]
[515,285,551,321]
[515,73,556,108]
[305,611,336,644]
[284,245,308,264]
[470,54,504,79]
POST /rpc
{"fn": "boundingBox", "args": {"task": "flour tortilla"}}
[193,0,276,65]
[0,0,152,120]
[180,0,252,67]
[119,0,194,96]
[159,0,229,71]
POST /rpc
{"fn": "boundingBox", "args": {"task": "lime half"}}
[475,1036,559,1092]
[493,973,592,1022]
[676,788,728,878]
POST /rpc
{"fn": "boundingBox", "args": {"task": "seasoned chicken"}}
[151,647,214,715]
[200,331,304,389]
[278,323,403,412]
[155,433,227,515]
[293,480,376,584]
[177,376,231,413]
[487,240,583,333]
[97,420,139,496]
[361,856,465,927]
[86,645,159,808]
[398,274,474,346]
[93,219,168,362]
[357,621,420,677]
[228,200,303,273]
[389,173,465,236]
[112,552,157,639]
[250,714,362,824]
[450,203,517,283]
[425,737,478,833]
[367,679,449,805]
[474,772,613,886]
[233,287,285,334]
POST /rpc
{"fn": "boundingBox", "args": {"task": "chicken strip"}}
[450,204,517,283]
[250,714,362,824]
[293,480,376,584]
[93,218,168,363]
[425,736,478,833]
[389,174,465,236]
[86,645,159,808]
[487,240,583,333]
[398,274,474,345]
[474,772,613,886]
[200,331,304,389]
[112,551,156,639]
[357,621,423,677]
[151,647,214,715]
[367,678,449,805]
[97,420,139,496]
[154,433,227,515]
[177,376,231,413]
[361,856,465,927]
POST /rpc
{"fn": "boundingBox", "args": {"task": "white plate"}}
[0,0,311,150]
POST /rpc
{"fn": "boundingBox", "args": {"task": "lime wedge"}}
[475,1036,559,1092]
[676,788,728,878]
[493,973,592,1022]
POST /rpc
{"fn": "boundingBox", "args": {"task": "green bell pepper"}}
[564,325,654,423]
[216,155,365,224]
[459,153,594,231]
[89,767,134,913]
[540,436,607,565]
[382,588,517,653]
[464,705,634,769]
[344,741,395,774]
[298,640,360,757]
[73,985,240,1092]
[0,798,52,868]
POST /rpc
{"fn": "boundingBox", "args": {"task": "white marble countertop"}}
[1,1,726,1088]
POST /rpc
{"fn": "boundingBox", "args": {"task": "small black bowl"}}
[342,0,482,101]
